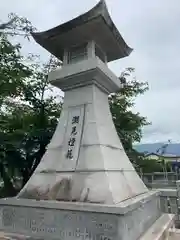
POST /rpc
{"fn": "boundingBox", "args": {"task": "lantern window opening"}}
[68,43,88,64]
[95,43,107,63]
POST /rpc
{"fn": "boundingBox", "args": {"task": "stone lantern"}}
[0,1,174,239]
[18,0,148,204]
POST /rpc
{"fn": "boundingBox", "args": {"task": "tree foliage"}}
[0,15,62,196]
[109,68,149,163]
[0,13,35,38]
[0,14,150,197]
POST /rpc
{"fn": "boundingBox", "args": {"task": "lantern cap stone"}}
[31,0,133,62]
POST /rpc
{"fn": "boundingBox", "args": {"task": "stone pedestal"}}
[0,191,174,240]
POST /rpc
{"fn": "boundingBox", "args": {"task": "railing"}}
[160,185,180,227]
[143,179,180,228]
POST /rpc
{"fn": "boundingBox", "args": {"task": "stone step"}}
[139,214,174,240]
[0,232,29,239]
[0,232,41,240]
[168,229,180,240]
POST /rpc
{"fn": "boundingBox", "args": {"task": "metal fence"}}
[141,172,180,188]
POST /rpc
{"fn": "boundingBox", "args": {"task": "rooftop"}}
[31,0,132,62]
[135,143,180,157]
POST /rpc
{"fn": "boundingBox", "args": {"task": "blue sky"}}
[1,0,180,143]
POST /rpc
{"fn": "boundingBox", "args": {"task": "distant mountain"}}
[134,143,180,156]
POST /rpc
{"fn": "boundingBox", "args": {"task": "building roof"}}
[31,0,133,62]
[145,152,180,159]
[135,143,180,156]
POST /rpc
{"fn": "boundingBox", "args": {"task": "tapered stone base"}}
[18,83,147,204]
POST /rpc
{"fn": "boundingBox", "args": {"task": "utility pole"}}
[156,140,171,180]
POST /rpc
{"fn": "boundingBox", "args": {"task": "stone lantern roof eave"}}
[31,0,133,62]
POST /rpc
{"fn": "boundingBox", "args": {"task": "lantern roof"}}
[31,0,133,62]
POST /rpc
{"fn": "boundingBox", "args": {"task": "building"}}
[146,153,180,163]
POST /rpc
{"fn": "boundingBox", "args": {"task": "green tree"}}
[109,68,149,164]
[0,13,35,37]
[0,15,62,196]
[136,157,163,173]
[0,16,35,195]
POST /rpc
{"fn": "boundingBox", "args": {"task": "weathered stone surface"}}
[169,229,180,240]
[139,214,174,240]
[18,80,147,204]
[0,191,162,240]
